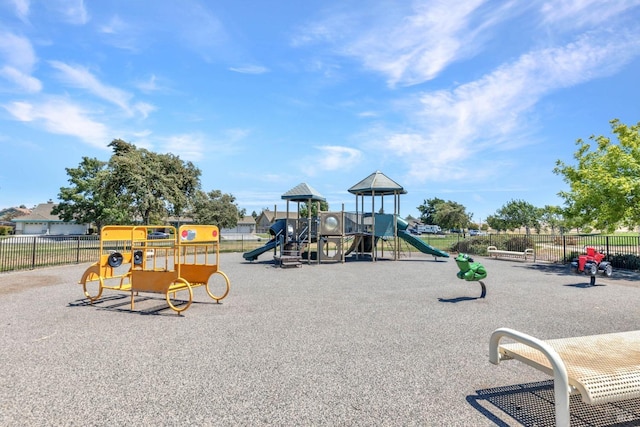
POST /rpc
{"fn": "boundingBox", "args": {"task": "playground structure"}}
[243,171,449,265]
[79,224,230,314]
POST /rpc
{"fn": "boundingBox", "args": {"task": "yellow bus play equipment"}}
[79,224,230,314]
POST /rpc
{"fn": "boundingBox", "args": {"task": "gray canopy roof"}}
[348,171,406,195]
[281,182,326,202]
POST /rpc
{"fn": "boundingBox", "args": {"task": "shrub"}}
[609,253,640,271]
[502,236,535,252]
[450,236,491,255]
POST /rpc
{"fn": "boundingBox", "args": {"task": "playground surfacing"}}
[1,253,640,426]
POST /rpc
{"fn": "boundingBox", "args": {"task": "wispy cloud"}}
[292,0,516,87]
[0,66,41,93]
[229,65,269,75]
[49,61,154,118]
[303,146,362,176]
[3,98,109,149]
[541,0,640,27]
[380,31,640,181]
[53,0,89,25]
[9,0,30,22]
[159,134,205,161]
[0,31,42,93]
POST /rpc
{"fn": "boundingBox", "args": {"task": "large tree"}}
[106,139,201,224]
[490,199,540,234]
[192,190,242,228]
[53,157,129,230]
[418,198,471,230]
[554,119,640,232]
[417,197,445,225]
[56,139,241,229]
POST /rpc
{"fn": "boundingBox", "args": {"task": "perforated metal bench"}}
[490,328,640,426]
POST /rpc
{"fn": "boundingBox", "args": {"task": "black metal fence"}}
[452,233,640,271]
[0,234,269,273]
[1,233,639,273]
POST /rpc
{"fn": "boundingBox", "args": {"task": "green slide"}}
[397,230,449,258]
[395,216,449,258]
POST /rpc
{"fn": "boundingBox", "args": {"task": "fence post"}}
[31,236,37,269]
[76,236,81,263]
[562,235,566,263]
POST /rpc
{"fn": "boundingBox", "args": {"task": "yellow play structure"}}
[79,224,230,314]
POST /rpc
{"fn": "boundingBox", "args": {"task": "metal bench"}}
[490,328,640,426]
[487,245,535,261]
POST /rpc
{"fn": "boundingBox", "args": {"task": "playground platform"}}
[1,253,640,426]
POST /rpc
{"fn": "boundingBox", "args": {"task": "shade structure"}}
[348,171,405,261]
[348,170,406,196]
[281,182,326,202]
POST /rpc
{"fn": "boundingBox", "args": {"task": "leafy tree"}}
[431,200,472,231]
[492,199,540,234]
[55,139,240,229]
[192,190,242,228]
[251,210,258,219]
[299,200,329,218]
[417,197,445,224]
[53,157,129,230]
[486,214,508,233]
[540,205,565,234]
[554,119,640,233]
[106,139,201,224]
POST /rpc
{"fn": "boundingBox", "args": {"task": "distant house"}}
[220,216,257,234]
[12,202,89,235]
[0,206,31,220]
[255,209,299,233]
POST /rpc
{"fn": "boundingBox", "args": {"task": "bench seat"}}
[490,328,640,426]
[487,245,535,261]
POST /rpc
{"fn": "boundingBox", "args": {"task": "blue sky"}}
[2,0,640,224]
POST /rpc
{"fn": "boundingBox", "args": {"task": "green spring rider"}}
[455,253,487,298]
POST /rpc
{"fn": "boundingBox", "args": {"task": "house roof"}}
[12,202,65,223]
[281,182,326,202]
[239,216,256,225]
[348,171,406,196]
[258,210,299,222]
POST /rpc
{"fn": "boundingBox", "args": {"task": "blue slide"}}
[243,238,277,261]
[243,219,287,261]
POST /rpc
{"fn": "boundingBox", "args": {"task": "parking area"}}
[1,253,640,426]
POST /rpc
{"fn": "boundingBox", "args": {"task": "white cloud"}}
[0,66,41,93]
[381,32,640,182]
[49,61,133,111]
[0,32,42,93]
[136,74,161,93]
[293,0,515,87]
[159,134,205,161]
[9,0,30,22]
[3,98,109,149]
[53,0,89,25]
[133,102,156,119]
[307,146,362,175]
[49,61,155,118]
[541,0,640,27]
[99,15,126,34]
[229,65,269,74]
[0,31,37,72]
